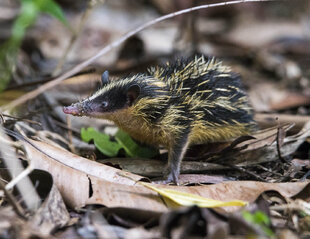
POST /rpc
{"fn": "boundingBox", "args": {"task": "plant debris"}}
[0,0,310,238]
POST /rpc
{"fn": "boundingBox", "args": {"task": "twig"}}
[15,121,69,148]
[5,165,34,191]
[0,178,27,219]
[0,127,41,211]
[1,0,277,111]
[300,170,310,181]
[270,200,310,215]
[1,113,41,126]
[226,163,267,182]
[276,126,289,164]
[0,112,4,123]
[256,164,282,177]
[0,134,22,148]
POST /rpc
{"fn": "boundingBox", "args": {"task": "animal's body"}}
[63,56,256,184]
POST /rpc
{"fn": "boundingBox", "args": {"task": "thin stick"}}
[5,165,34,191]
[0,127,41,211]
[0,178,27,219]
[2,113,41,125]
[225,163,267,182]
[2,0,276,111]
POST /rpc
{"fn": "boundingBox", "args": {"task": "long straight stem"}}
[2,0,275,112]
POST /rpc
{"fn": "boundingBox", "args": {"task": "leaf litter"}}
[0,0,310,238]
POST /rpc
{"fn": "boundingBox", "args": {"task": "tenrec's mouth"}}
[63,105,83,117]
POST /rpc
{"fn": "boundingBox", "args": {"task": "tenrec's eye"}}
[102,101,108,107]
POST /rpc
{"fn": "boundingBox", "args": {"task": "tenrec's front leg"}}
[166,130,190,184]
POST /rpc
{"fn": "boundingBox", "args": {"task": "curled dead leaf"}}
[19,136,310,213]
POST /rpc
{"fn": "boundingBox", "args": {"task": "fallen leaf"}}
[101,123,310,178]
[139,182,248,208]
[215,123,310,167]
[255,113,310,134]
[160,206,225,239]
[19,137,310,213]
[30,183,70,235]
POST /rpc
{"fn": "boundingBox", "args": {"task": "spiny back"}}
[134,56,255,130]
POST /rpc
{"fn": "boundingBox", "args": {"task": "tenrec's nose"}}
[63,105,80,115]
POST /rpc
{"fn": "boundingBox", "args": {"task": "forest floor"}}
[0,0,310,238]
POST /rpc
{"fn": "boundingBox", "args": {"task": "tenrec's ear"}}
[101,70,109,86]
[127,84,140,106]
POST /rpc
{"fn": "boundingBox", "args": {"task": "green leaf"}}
[0,0,37,92]
[81,128,159,158]
[0,0,68,93]
[12,0,69,43]
[115,129,158,158]
[37,0,69,27]
[242,210,274,237]
[242,210,270,225]
[81,128,122,157]
[18,0,68,26]
[12,0,39,43]
[253,211,271,225]
[0,42,19,92]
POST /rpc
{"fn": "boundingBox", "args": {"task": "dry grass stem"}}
[1,0,277,112]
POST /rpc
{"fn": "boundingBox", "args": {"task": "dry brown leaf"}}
[221,123,310,166]
[100,158,230,180]
[270,94,310,111]
[0,206,52,238]
[277,229,299,239]
[228,21,304,48]
[0,207,22,234]
[249,83,310,112]
[22,138,159,210]
[19,137,310,213]
[30,183,70,235]
[255,113,310,134]
[101,124,308,179]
